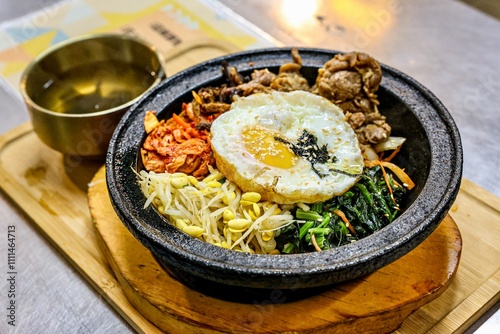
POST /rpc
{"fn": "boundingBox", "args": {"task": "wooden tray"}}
[0,41,499,333]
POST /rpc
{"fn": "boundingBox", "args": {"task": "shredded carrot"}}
[365,160,415,190]
[378,161,398,206]
[364,160,378,168]
[310,233,322,252]
[187,127,201,138]
[382,145,402,162]
[380,161,415,190]
[333,209,357,235]
[172,113,191,129]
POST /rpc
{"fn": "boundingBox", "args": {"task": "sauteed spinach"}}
[276,165,407,253]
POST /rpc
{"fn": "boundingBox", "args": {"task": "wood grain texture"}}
[89,166,461,334]
[394,181,500,334]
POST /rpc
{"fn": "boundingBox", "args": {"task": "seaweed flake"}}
[275,129,338,178]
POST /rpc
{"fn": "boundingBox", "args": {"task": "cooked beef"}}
[312,51,390,145]
[222,61,244,86]
[220,86,241,102]
[196,86,233,110]
[196,86,225,103]
[201,102,231,114]
[270,48,310,92]
[313,52,382,104]
[251,68,276,86]
[357,123,391,144]
[346,112,365,129]
[238,82,273,96]
[337,97,373,115]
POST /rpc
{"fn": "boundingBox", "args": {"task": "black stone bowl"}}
[106,47,463,294]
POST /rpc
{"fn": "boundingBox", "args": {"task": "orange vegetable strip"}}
[310,233,322,252]
[172,113,191,129]
[378,161,397,206]
[333,209,357,235]
[364,160,415,190]
[382,145,402,162]
[364,159,379,168]
[380,161,415,190]
[187,127,201,138]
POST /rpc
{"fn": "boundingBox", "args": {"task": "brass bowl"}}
[20,33,166,159]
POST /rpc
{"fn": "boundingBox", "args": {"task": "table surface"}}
[0,0,499,333]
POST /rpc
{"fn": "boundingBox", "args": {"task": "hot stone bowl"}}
[105,47,462,293]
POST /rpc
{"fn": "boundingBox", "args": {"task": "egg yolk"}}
[241,126,296,168]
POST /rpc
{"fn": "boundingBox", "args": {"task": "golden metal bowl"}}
[20,33,166,159]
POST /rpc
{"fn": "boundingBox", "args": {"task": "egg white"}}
[210,90,364,204]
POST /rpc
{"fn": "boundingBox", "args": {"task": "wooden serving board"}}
[89,166,462,334]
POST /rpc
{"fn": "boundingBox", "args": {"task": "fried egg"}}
[210,90,364,204]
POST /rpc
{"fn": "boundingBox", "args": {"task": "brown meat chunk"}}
[222,62,244,86]
[363,124,389,144]
[191,86,232,117]
[313,51,391,145]
[271,71,310,92]
[313,51,382,109]
[355,122,391,145]
[317,70,361,101]
[346,112,365,129]
[196,86,225,103]
[238,82,273,96]
[202,102,231,114]
[270,48,310,92]
[251,69,276,86]
[337,97,373,115]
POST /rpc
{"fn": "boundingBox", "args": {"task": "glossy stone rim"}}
[106,47,463,289]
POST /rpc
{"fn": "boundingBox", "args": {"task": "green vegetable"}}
[296,209,322,221]
[299,221,315,240]
[275,166,407,253]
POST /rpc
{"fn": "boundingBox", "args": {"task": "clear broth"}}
[37,60,156,114]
